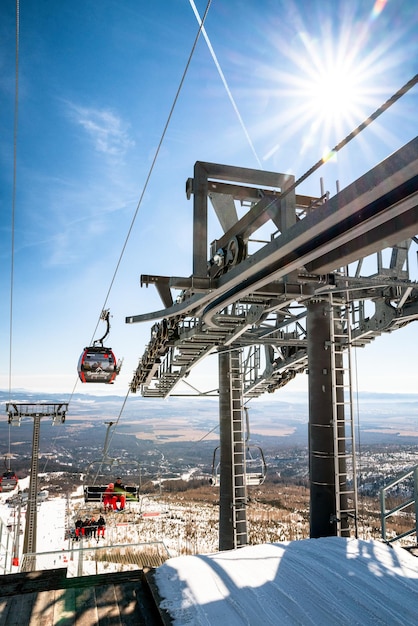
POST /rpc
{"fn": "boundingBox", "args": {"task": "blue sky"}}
[0,0,417,399]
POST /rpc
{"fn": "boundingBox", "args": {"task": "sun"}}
[298,51,371,161]
[257,13,384,166]
[304,61,365,126]
[290,27,376,154]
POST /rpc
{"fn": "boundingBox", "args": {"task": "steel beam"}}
[126,137,418,326]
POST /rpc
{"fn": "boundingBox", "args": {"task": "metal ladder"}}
[329,292,359,537]
[25,416,41,554]
[230,350,248,548]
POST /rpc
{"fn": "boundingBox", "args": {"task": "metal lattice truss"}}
[6,402,68,425]
[126,138,418,398]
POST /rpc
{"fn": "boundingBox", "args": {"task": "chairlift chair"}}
[210,407,267,487]
[139,494,169,518]
[83,421,140,504]
[210,444,267,487]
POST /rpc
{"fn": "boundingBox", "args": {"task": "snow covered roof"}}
[155,537,418,625]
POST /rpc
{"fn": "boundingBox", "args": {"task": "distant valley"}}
[1,388,418,444]
[1,389,417,490]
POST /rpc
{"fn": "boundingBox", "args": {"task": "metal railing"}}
[20,540,170,576]
[0,516,16,575]
[380,465,418,544]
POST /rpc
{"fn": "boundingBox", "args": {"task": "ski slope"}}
[155,537,418,625]
[2,485,418,624]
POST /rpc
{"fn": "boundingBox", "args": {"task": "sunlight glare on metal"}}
[321,148,337,164]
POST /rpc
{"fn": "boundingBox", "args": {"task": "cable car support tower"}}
[126,138,418,550]
[5,402,68,569]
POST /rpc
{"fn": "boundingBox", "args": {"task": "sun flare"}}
[304,62,365,125]
[292,29,376,153]
[258,10,389,166]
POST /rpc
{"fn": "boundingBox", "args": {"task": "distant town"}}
[1,390,417,501]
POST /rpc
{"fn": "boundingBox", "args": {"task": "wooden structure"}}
[0,568,170,625]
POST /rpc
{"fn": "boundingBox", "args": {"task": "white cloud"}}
[67,103,135,156]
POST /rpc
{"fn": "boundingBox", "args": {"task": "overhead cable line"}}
[69,0,212,391]
[94,0,213,325]
[90,392,131,485]
[71,2,214,477]
[189,0,263,168]
[287,73,418,198]
[9,0,20,396]
[6,0,20,470]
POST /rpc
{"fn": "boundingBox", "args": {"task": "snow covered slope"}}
[155,537,418,625]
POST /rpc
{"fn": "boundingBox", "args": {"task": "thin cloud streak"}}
[66,102,135,156]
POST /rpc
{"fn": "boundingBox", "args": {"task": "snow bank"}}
[155,537,418,625]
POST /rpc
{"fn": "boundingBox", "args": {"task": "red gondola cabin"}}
[78,346,119,384]
[0,470,18,492]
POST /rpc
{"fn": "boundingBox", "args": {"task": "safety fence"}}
[0,516,16,575]
[380,465,418,544]
[19,540,170,576]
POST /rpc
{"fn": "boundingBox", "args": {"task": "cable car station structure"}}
[126,137,418,551]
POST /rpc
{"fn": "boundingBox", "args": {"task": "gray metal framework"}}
[380,465,418,544]
[128,139,418,400]
[126,137,418,546]
[5,402,68,568]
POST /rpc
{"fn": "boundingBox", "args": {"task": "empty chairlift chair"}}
[210,444,267,487]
